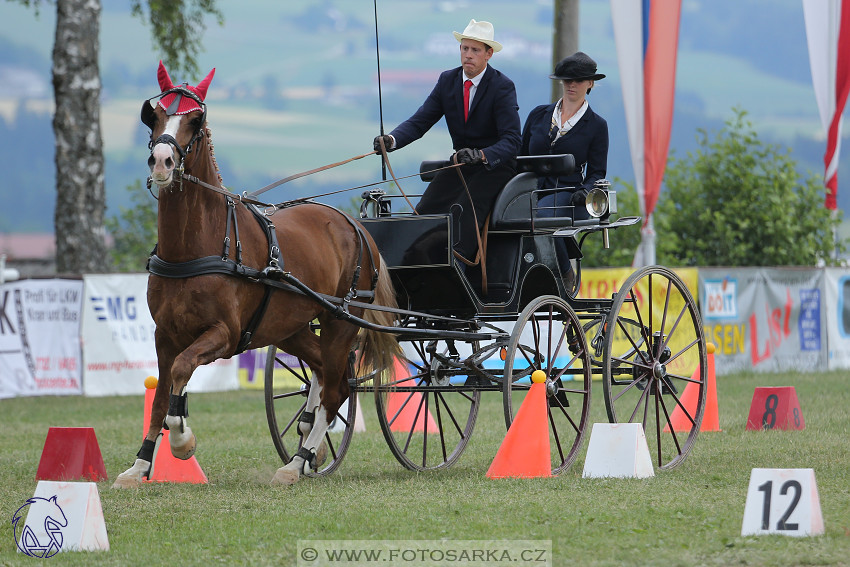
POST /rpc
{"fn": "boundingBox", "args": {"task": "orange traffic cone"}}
[486,370,552,478]
[141,377,208,484]
[665,343,720,432]
[386,358,438,434]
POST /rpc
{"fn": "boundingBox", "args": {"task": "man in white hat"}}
[374,19,521,264]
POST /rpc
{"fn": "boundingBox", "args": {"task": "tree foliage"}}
[656,108,844,266]
[586,108,845,268]
[130,0,223,77]
[12,0,220,274]
[105,181,157,272]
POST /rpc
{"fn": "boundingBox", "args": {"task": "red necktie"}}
[464,79,472,122]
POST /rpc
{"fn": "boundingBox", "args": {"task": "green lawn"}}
[1,369,848,566]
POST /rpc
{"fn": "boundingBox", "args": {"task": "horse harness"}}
[143,86,381,355]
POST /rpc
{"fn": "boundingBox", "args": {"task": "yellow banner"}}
[579,267,701,378]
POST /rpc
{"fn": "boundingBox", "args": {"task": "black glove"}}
[453,148,484,165]
[571,189,588,207]
[373,135,394,152]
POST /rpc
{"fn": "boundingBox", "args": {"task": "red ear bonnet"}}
[157,60,174,92]
[156,61,216,116]
[194,68,215,101]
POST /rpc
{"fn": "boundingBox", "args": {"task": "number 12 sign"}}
[741,468,824,536]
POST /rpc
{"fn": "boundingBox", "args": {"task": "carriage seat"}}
[418,154,577,230]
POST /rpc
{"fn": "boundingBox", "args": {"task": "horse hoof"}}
[112,474,142,489]
[271,467,299,487]
[112,459,149,489]
[314,440,329,468]
[170,436,196,460]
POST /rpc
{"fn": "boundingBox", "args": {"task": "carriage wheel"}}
[374,338,481,471]
[264,346,356,476]
[601,266,707,470]
[503,295,592,475]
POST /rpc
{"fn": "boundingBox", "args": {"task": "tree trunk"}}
[53,0,108,274]
[552,0,580,103]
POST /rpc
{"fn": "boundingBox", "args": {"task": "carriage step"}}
[463,374,490,388]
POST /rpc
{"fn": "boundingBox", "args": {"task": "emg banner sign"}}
[824,267,850,369]
[0,279,83,398]
[82,274,237,396]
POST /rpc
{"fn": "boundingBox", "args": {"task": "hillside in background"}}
[0,0,845,235]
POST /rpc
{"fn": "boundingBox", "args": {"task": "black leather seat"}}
[418,154,577,230]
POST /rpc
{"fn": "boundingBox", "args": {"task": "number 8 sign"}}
[741,468,824,536]
[745,386,806,431]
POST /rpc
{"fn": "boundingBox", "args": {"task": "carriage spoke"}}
[550,391,581,435]
[265,346,356,477]
[504,296,592,476]
[435,391,466,438]
[602,267,707,470]
[280,400,307,439]
[401,392,428,454]
[433,392,448,464]
[548,409,565,464]
[656,280,670,358]
[654,391,663,467]
[376,339,480,471]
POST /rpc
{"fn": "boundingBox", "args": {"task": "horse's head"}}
[142,61,215,188]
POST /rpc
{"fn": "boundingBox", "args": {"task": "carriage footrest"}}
[463,374,490,388]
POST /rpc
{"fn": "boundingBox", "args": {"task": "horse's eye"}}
[190,116,203,128]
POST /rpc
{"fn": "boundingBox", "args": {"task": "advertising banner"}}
[0,279,83,398]
[700,268,826,374]
[579,267,699,302]
[239,348,311,390]
[81,274,237,396]
[824,267,850,369]
[579,267,701,379]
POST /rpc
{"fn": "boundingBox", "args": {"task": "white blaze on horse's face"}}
[149,114,185,187]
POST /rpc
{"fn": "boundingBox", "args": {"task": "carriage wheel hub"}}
[652,362,667,379]
[430,359,451,387]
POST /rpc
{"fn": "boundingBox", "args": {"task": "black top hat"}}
[549,52,606,81]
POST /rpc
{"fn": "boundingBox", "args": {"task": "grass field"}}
[1,369,849,566]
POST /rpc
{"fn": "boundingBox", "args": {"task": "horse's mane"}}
[204,124,224,186]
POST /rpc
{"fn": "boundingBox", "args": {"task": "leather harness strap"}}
[450,156,489,296]
[148,201,376,355]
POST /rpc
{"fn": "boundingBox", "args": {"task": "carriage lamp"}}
[585,179,614,219]
[360,189,390,218]
[586,179,615,248]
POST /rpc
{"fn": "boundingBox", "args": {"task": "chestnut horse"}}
[113,62,399,488]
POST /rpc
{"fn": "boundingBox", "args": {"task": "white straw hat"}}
[452,19,502,52]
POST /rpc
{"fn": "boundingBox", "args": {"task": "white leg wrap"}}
[301,405,330,471]
[299,376,323,437]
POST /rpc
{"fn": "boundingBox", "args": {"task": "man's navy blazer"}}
[521,102,608,191]
[389,65,521,169]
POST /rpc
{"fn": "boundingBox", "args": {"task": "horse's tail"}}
[358,253,402,387]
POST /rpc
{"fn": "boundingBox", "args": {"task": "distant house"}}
[378,70,442,96]
[0,233,56,278]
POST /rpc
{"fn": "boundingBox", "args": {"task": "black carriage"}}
[264,154,707,477]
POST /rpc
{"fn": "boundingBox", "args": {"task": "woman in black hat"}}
[520,51,609,291]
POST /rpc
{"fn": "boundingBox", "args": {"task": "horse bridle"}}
[141,85,208,176]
